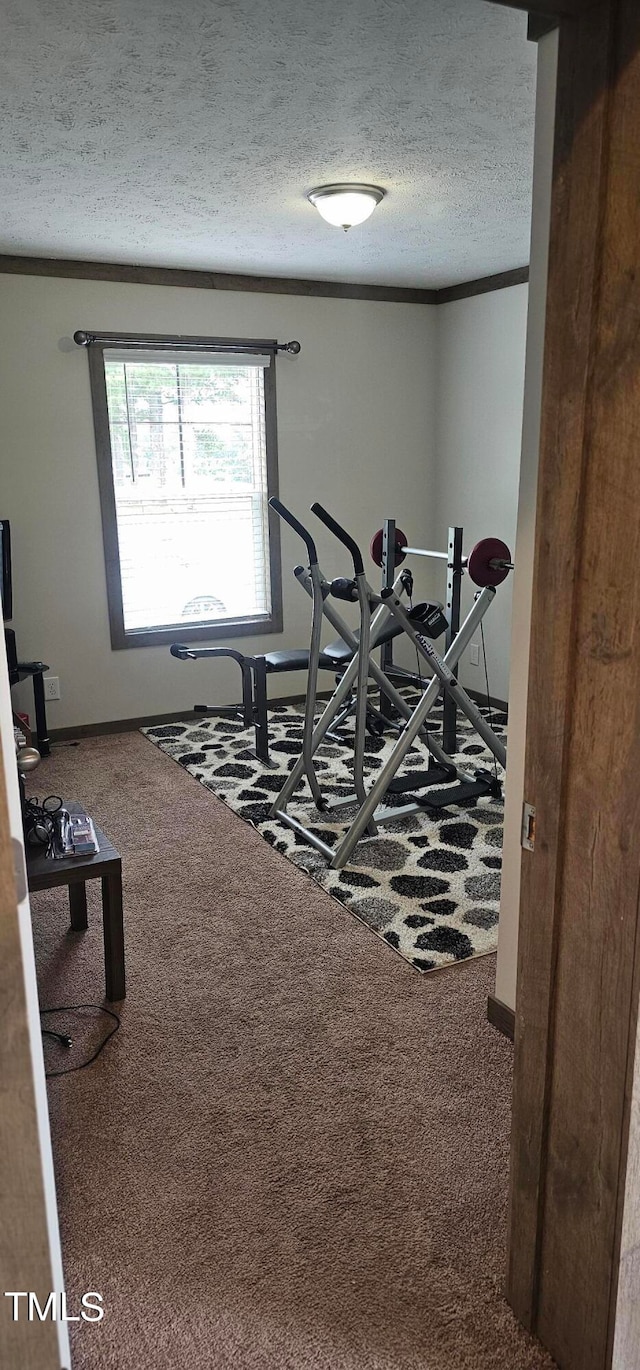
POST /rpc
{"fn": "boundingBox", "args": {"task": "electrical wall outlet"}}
[469,644,480,667]
[44,676,61,701]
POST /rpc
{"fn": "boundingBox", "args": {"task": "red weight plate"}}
[467,537,512,587]
[370,526,408,569]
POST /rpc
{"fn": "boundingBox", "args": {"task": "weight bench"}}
[170,601,444,766]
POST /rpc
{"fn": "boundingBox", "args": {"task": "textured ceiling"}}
[0,0,537,288]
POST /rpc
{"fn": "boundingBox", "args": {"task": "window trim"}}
[86,333,283,650]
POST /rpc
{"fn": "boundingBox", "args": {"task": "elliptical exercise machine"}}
[267,499,512,870]
[268,498,452,823]
[168,520,449,765]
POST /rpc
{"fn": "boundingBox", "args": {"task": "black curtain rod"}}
[73,331,300,354]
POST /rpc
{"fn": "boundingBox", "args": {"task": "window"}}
[85,334,283,648]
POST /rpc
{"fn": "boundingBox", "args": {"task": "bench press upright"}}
[377,518,464,751]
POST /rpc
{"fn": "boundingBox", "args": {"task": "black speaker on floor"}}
[4,626,18,684]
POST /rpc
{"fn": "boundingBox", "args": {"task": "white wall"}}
[433,284,529,703]
[494,27,558,1012]
[0,275,437,729]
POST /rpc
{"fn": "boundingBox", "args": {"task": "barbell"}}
[369,526,513,588]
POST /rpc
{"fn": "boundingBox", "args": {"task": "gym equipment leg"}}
[252,657,270,765]
[379,518,397,722]
[32,669,51,757]
[290,567,456,793]
[443,524,463,754]
[382,589,506,767]
[329,586,497,868]
[171,644,268,764]
[272,573,490,862]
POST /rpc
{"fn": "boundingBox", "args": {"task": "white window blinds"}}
[103,349,273,633]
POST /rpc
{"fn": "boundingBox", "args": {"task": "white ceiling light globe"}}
[307,184,385,231]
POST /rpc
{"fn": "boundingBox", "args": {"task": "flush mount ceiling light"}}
[307,183,385,231]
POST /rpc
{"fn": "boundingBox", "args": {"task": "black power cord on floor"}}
[40,1004,121,1079]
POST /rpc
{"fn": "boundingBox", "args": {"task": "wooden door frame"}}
[484,0,640,1366]
[0,641,68,1368]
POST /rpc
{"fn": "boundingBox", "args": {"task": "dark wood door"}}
[499,1,640,1367]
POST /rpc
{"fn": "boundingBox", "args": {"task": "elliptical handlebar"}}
[330,576,359,603]
[310,503,365,576]
[269,497,319,566]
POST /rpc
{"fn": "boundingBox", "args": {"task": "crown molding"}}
[0,253,529,306]
[0,254,438,305]
[528,13,559,38]
[487,0,594,16]
[435,265,529,304]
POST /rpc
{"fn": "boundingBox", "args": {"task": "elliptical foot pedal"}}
[387,764,457,794]
[412,767,502,812]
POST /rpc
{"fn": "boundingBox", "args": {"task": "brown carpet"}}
[31,731,554,1370]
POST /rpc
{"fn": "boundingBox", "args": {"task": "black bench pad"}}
[262,601,444,674]
[263,649,341,674]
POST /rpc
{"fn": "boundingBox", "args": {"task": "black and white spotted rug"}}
[142,694,507,974]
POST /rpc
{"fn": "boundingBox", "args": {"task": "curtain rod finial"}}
[283,340,301,354]
[73,330,90,346]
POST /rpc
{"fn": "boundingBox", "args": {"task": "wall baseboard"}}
[49,687,507,744]
[48,690,322,743]
[49,710,200,741]
[466,687,509,713]
[487,992,515,1041]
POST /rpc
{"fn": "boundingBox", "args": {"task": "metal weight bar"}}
[402,547,449,560]
[370,527,449,565]
[370,527,516,586]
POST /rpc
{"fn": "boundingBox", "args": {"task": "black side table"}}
[27,805,125,1001]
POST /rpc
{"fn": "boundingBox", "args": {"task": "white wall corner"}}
[494,26,559,1012]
